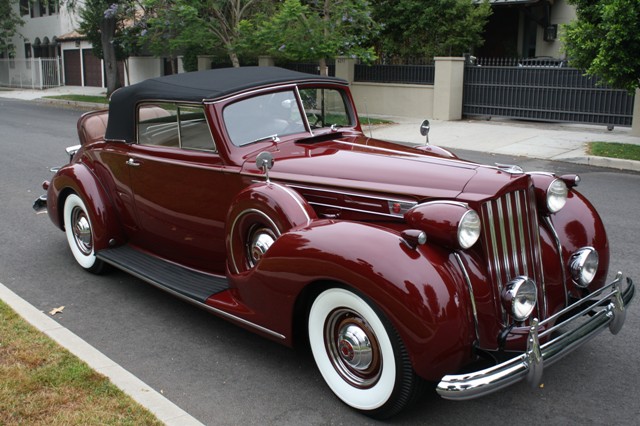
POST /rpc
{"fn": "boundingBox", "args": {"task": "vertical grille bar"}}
[481,188,546,321]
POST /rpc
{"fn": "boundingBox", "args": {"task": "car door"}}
[126,103,236,274]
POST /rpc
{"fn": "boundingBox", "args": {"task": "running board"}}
[97,245,229,303]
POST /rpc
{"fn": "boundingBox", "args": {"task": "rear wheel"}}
[308,287,423,419]
[63,193,106,274]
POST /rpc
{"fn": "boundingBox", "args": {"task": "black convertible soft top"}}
[105,66,345,142]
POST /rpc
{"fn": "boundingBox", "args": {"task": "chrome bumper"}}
[437,272,635,400]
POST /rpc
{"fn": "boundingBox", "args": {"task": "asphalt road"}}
[1,98,639,425]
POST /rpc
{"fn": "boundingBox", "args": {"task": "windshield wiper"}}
[249,134,280,144]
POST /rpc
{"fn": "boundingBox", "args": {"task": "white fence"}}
[0,58,62,89]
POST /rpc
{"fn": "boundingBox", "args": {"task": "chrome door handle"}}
[125,158,140,167]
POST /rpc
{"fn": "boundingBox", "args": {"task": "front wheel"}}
[308,288,423,419]
[63,193,106,274]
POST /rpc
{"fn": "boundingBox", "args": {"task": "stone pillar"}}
[177,56,185,74]
[631,88,640,136]
[127,56,163,85]
[433,57,465,121]
[335,56,357,83]
[258,56,275,67]
[197,55,213,71]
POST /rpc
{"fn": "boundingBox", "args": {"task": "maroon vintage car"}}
[35,67,634,418]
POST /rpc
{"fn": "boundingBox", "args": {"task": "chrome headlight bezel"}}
[502,277,538,322]
[458,209,481,249]
[569,247,599,288]
[546,178,568,213]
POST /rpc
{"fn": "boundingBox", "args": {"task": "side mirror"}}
[256,151,274,182]
[419,120,430,145]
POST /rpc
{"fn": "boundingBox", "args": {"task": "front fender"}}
[48,163,125,252]
[245,220,476,381]
[548,189,610,293]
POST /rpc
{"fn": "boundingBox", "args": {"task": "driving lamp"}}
[502,277,538,322]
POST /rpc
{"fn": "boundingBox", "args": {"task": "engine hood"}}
[243,135,529,202]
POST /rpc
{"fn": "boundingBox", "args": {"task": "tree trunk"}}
[100,16,120,96]
[229,51,240,68]
[319,57,328,76]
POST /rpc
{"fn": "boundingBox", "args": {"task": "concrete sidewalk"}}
[369,116,640,172]
[2,85,639,171]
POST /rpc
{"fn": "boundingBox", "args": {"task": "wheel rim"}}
[71,206,93,255]
[325,308,382,389]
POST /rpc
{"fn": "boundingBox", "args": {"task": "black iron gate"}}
[463,62,634,127]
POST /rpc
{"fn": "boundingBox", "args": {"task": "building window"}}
[25,43,32,69]
[19,0,29,16]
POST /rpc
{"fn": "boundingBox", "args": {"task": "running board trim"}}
[96,246,285,340]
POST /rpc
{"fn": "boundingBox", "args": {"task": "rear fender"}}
[48,163,125,252]
[245,220,476,381]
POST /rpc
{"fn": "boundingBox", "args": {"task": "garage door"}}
[63,50,81,86]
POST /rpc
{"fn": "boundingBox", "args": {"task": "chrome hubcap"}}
[71,207,92,255]
[338,324,373,370]
[247,228,276,267]
[325,308,381,388]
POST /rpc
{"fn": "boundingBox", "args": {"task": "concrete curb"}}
[0,282,204,426]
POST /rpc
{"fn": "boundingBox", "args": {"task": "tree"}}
[370,0,492,61]
[76,1,140,95]
[0,0,24,53]
[563,0,640,92]
[140,0,203,74]
[241,0,378,74]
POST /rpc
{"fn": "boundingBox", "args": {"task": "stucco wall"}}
[350,82,434,120]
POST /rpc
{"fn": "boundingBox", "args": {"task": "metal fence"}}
[280,62,336,77]
[354,63,435,85]
[0,58,62,89]
[463,60,634,127]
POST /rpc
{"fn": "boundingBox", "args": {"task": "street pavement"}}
[1,85,639,424]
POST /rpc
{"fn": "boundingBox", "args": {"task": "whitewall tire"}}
[308,287,422,419]
[63,193,106,274]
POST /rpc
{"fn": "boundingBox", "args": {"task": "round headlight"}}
[458,209,481,249]
[546,179,568,213]
[569,247,599,288]
[502,277,538,322]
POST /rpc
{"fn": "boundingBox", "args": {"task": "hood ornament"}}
[495,163,524,174]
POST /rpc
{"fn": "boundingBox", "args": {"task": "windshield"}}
[223,87,354,147]
[224,90,306,146]
[299,87,353,129]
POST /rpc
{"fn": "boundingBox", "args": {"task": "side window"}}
[138,104,179,147]
[137,103,216,152]
[178,106,216,151]
[299,88,353,129]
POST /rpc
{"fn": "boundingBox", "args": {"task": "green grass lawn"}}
[588,142,640,161]
[43,94,109,104]
[0,300,162,425]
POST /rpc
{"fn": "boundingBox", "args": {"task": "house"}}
[474,0,576,59]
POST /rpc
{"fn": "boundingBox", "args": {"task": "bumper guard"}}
[436,272,635,400]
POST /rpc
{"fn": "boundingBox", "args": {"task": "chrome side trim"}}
[288,184,417,206]
[436,272,634,400]
[308,202,401,219]
[270,182,312,225]
[542,215,569,306]
[454,253,480,344]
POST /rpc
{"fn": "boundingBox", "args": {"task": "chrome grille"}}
[480,187,547,320]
